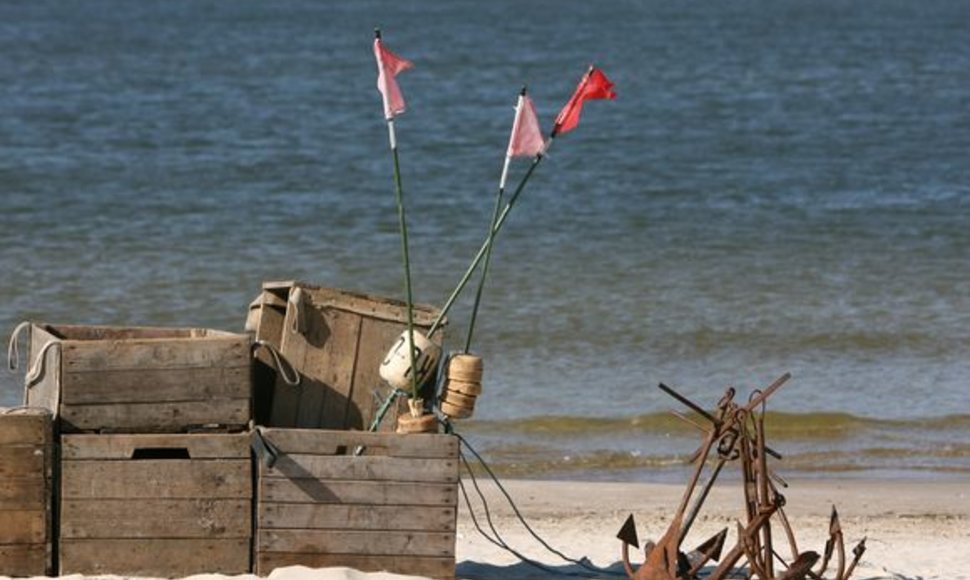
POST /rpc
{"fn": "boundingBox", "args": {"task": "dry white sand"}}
[7,477,968,580]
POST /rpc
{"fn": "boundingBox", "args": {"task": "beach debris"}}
[617,372,867,579]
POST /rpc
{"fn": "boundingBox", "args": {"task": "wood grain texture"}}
[60,498,251,539]
[0,544,47,577]
[62,432,250,459]
[259,503,455,532]
[59,538,251,576]
[258,478,458,506]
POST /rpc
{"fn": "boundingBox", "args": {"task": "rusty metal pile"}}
[618,372,867,580]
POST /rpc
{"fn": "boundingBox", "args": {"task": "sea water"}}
[1,0,968,481]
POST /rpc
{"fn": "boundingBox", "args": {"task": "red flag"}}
[553,67,616,135]
[507,95,545,158]
[374,38,413,119]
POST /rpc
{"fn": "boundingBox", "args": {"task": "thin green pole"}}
[463,184,504,353]
[387,119,420,401]
[427,135,554,338]
[463,88,528,353]
[375,28,419,401]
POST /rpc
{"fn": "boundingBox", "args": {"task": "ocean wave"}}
[463,411,970,440]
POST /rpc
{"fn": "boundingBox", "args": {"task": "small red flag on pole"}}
[552,66,616,136]
[373,36,413,120]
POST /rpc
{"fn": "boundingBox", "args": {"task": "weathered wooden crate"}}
[255,429,459,579]
[59,432,252,576]
[23,323,251,433]
[250,282,444,431]
[0,408,53,577]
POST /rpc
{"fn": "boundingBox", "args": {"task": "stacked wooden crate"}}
[247,283,459,579]
[59,433,252,576]
[24,324,251,433]
[248,281,442,431]
[255,429,459,579]
[19,322,254,577]
[0,409,53,577]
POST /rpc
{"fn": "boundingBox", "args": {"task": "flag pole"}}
[462,87,527,353]
[376,28,419,401]
[428,64,611,339]
[428,135,555,339]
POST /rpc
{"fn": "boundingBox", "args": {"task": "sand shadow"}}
[456,560,627,579]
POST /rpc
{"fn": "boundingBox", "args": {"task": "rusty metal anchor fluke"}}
[616,373,866,579]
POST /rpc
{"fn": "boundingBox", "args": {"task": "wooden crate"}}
[59,432,252,576]
[24,323,251,433]
[252,282,444,431]
[0,408,53,577]
[255,428,459,579]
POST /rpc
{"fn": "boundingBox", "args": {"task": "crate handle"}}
[131,447,191,460]
[6,321,30,373]
[253,340,301,386]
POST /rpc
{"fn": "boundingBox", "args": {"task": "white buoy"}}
[379,330,441,391]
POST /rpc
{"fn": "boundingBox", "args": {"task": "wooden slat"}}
[257,552,454,579]
[61,499,250,539]
[350,317,412,430]
[259,503,455,532]
[62,433,250,459]
[0,411,51,445]
[260,429,458,459]
[59,538,251,576]
[0,446,44,478]
[295,308,359,429]
[0,510,45,544]
[59,399,250,433]
[0,477,45,508]
[258,529,454,557]
[61,334,249,372]
[60,366,250,404]
[0,544,47,577]
[61,460,251,499]
[265,454,458,483]
[259,479,457,506]
[297,284,440,326]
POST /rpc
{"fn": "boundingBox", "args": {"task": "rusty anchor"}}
[617,373,867,580]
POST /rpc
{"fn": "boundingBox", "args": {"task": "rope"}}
[252,340,301,386]
[450,427,624,577]
[458,452,605,578]
[7,321,30,372]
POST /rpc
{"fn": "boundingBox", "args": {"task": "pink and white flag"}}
[374,38,413,119]
[507,95,545,158]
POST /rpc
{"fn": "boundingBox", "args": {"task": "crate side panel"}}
[260,430,458,459]
[59,538,251,576]
[61,498,251,539]
[61,460,251,499]
[266,455,458,483]
[62,433,251,460]
[60,399,250,433]
[60,366,250,404]
[258,478,458,506]
[61,335,249,372]
[258,529,454,557]
[259,503,456,532]
[0,544,47,577]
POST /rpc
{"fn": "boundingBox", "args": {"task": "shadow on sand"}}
[456,560,627,579]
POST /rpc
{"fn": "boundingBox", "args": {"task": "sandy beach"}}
[454,478,970,579]
[6,477,966,580]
